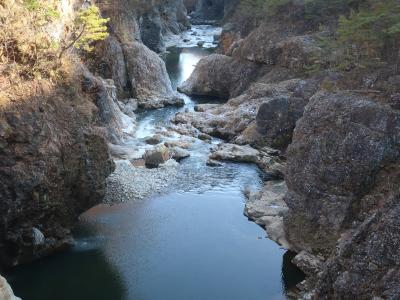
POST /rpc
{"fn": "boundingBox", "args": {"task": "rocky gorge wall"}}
[176,1,400,298]
[0,0,189,273]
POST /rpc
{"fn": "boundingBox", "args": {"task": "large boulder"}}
[255,79,319,149]
[284,91,400,255]
[178,54,265,99]
[314,193,400,299]
[0,76,115,268]
[245,181,291,249]
[97,35,130,98]
[123,42,184,109]
[209,143,259,163]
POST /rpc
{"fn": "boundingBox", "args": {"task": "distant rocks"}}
[145,134,163,145]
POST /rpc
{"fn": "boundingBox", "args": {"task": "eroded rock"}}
[244,181,291,249]
[123,42,184,109]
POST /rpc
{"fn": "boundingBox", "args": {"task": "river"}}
[6,26,304,300]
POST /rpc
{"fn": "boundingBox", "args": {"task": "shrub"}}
[0,0,109,79]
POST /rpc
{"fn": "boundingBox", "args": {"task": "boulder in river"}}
[145,134,163,145]
[244,181,291,249]
[144,145,171,168]
[209,143,259,163]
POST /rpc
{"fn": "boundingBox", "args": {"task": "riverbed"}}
[6,25,304,300]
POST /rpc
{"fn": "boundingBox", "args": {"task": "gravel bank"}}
[104,160,179,203]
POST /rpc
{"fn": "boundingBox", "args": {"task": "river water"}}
[6,26,304,300]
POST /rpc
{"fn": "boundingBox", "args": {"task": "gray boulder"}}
[178,54,264,99]
[123,42,184,109]
[284,91,400,254]
[209,143,259,163]
[144,145,171,167]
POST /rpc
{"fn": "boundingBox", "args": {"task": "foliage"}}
[337,0,400,62]
[68,5,109,53]
[0,0,109,79]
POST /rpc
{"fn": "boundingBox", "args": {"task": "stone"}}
[178,54,263,99]
[198,132,212,140]
[144,145,171,168]
[209,143,259,163]
[164,140,192,149]
[145,134,163,145]
[0,275,21,300]
[175,79,318,145]
[123,42,184,109]
[197,40,205,47]
[170,147,190,161]
[284,91,400,254]
[206,159,223,167]
[244,181,291,249]
[292,251,323,276]
[0,67,115,268]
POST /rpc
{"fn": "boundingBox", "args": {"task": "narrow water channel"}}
[6,27,304,300]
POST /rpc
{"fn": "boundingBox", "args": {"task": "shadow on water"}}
[282,251,306,295]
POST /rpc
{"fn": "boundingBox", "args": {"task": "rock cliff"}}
[178,1,400,298]
[0,70,115,269]
[94,0,187,107]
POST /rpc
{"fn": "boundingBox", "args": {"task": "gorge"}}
[1,0,400,299]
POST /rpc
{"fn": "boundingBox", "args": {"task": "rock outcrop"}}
[0,73,115,268]
[178,54,265,99]
[282,91,400,297]
[176,79,319,148]
[123,42,184,109]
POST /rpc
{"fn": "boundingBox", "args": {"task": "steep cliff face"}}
[0,72,115,269]
[95,0,186,107]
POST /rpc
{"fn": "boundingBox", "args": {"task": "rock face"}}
[123,42,184,109]
[209,143,259,163]
[178,54,264,99]
[0,75,115,268]
[176,79,318,147]
[95,0,188,108]
[284,91,400,255]
[144,145,171,168]
[244,181,291,249]
[0,275,21,300]
[314,193,400,299]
